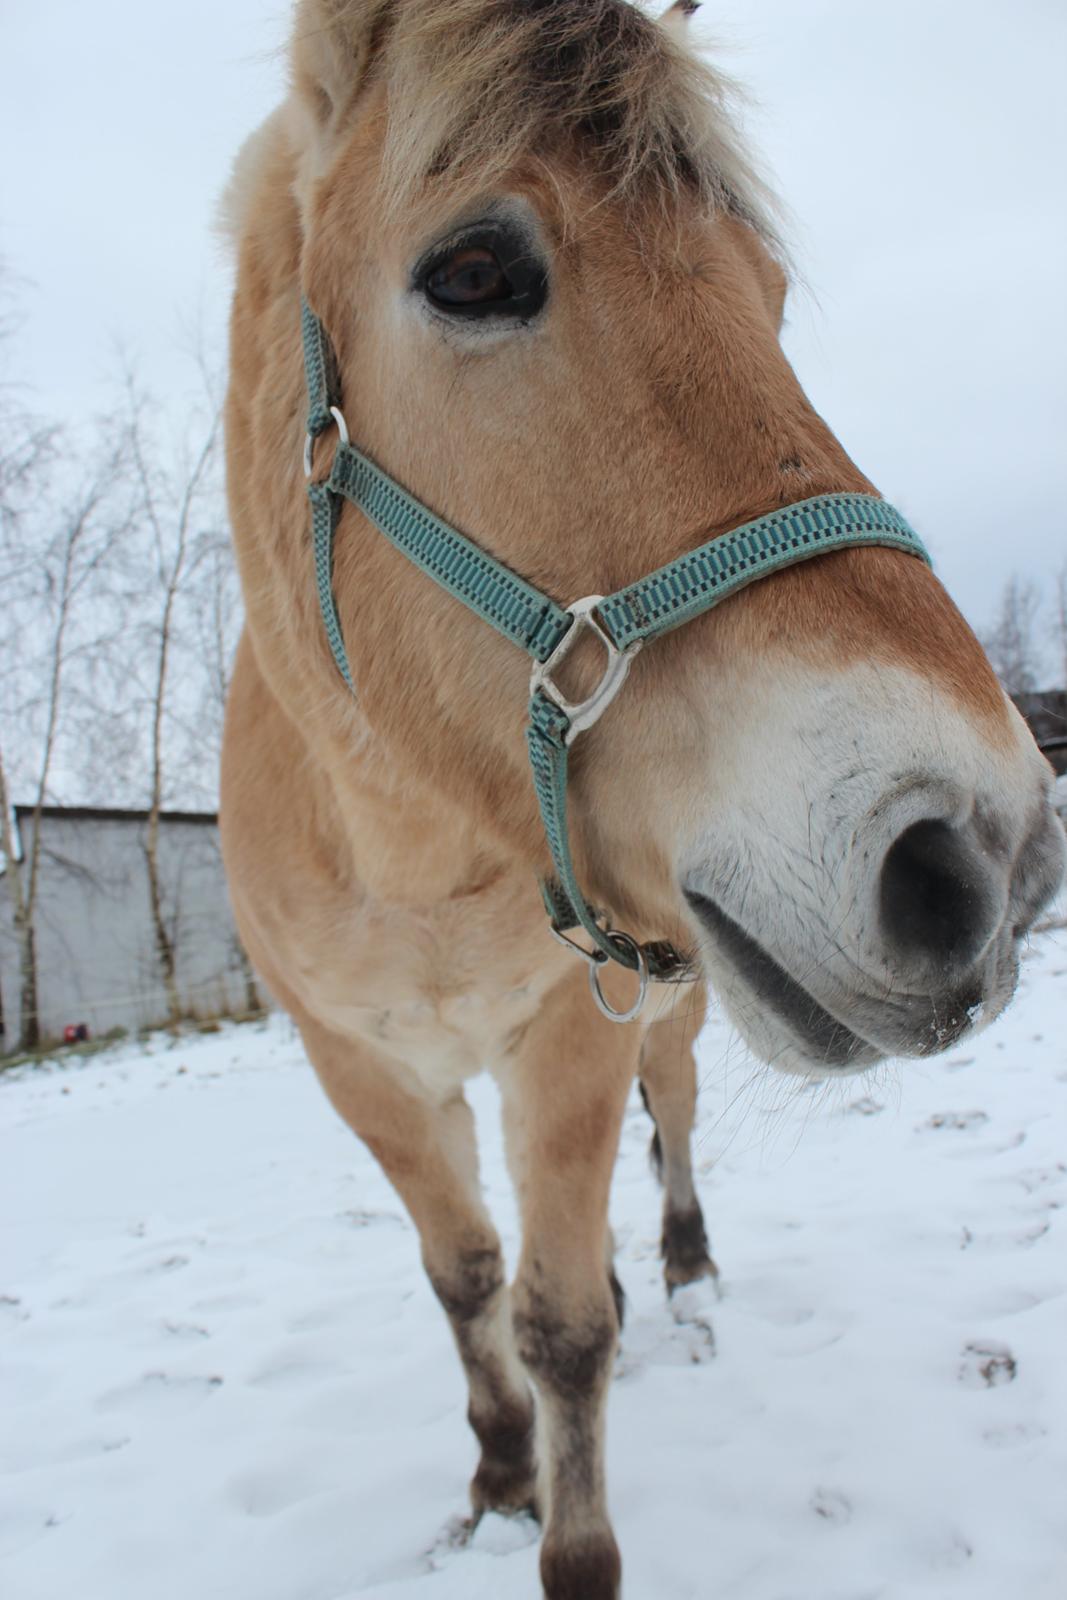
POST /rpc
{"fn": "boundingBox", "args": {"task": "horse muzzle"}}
[683,775,1065,1076]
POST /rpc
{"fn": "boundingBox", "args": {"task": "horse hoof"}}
[471,1461,541,1523]
[662,1204,719,1293]
[541,1531,621,1600]
[664,1251,721,1294]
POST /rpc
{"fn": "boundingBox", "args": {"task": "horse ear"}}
[290,0,390,163]
[660,0,700,40]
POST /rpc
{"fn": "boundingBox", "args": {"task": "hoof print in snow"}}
[811,1486,852,1525]
[670,1284,717,1362]
[922,1110,989,1132]
[97,1371,223,1413]
[148,1254,190,1273]
[427,1508,537,1567]
[960,1341,1017,1388]
[470,1510,541,1556]
[847,1095,884,1116]
[431,1512,478,1556]
[615,1282,717,1375]
[339,1208,406,1229]
[163,1320,211,1340]
[984,1421,1046,1449]
[1016,1161,1066,1196]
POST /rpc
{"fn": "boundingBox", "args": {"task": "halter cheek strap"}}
[300,298,931,1019]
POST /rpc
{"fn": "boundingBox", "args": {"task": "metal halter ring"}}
[303,405,350,479]
[588,930,649,1024]
[529,596,641,745]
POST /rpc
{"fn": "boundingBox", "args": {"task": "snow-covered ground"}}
[2,918,1065,1600]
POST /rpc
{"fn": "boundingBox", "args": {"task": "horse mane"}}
[294,0,784,248]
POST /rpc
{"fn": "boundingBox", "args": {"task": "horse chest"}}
[296,881,571,1091]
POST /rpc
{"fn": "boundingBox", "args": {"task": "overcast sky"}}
[2,1,1064,634]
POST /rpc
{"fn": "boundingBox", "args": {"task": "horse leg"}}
[494,1077,624,1332]
[296,1011,538,1522]
[638,987,719,1293]
[502,977,640,1600]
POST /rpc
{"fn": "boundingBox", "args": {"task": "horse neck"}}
[320,721,505,904]
[227,120,535,907]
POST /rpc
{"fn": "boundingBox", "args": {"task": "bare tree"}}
[0,265,50,1050]
[121,369,222,1025]
[161,526,244,806]
[0,267,56,543]
[1053,563,1067,692]
[0,446,131,1049]
[0,419,57,570]
[981,574,1043,696]
[0,268,59,612]
[0,745,29,1049]
[1,267,140,1047]
[1,276,254,1047]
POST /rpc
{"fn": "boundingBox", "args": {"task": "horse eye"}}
[416,226,548,322]
[425,248,513,310]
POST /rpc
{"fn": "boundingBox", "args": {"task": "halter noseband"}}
[300,298,930,1022]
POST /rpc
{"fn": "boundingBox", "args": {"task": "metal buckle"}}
[548,919,650,1023]
[588,931,649,1024]
[530,596,640,745]
[548,920,606,965]
[303,405,349,479]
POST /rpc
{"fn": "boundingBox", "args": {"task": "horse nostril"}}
[879,818,997,971]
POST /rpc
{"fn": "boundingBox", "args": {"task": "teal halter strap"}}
[301,298,931,1017]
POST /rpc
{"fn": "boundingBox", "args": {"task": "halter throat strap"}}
[300,298,931,1018]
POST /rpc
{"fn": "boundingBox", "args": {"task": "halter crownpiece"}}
[300,298,931,1021]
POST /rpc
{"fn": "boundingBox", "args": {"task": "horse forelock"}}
[291,0,785,254]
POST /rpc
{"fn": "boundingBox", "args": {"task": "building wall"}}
[0,812,260,1050]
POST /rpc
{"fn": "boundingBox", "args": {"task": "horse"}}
[218,2,1065,1594]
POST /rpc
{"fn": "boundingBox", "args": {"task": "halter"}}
[301,298,930,1022]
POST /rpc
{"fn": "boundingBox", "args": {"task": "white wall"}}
[0,813,260,1050]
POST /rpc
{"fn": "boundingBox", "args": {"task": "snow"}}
[2,920,1065,1600]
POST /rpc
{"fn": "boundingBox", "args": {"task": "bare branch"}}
[1052,564,1067,691]
[980,574,1043,696]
